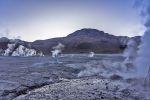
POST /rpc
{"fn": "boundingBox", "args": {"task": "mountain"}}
[0,28,141,55]
[31,28,140,54]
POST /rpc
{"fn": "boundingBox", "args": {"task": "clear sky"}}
[0,0,146,41]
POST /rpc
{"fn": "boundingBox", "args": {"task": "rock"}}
[14,78,144,100]
[0,37,9,43]
[0,37,10,50]
[110,74,123,80]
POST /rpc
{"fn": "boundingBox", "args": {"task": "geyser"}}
[88,52,95,58]
[136,0,150,77]
[51,43,65,63]
[123,38,138,71]
[136,31,150,77]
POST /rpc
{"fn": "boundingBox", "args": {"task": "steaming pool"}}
[0,54,150,100]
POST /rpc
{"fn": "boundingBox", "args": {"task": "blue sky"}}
[0,0,146,41]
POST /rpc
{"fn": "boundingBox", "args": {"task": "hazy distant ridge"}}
[0,28,141,55]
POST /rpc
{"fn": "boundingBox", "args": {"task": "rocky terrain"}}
[0,28,145,100]
[0,54,149,100]
[0,28,141,55]
[14,77,146,100]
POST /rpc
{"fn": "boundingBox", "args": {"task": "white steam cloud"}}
[123,38,138,71]
[88,52,95,58]
[135,0,150,77]
[51,43,65,63]
[0,29,21,40]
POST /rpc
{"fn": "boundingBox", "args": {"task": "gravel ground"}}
[14,77,145,100]
[0,54,149,100]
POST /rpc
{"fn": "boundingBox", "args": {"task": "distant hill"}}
[0,28,141,55]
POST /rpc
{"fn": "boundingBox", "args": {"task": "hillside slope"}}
[0,28,141,55]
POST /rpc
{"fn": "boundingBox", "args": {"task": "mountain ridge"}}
[0,28,141,55]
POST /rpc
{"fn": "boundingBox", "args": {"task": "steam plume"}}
[136,0,150,77]
[123,38,138,71]
[88,52,95,58]
[51,43,65,63]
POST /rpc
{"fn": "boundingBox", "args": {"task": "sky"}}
[0,0,146,41]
